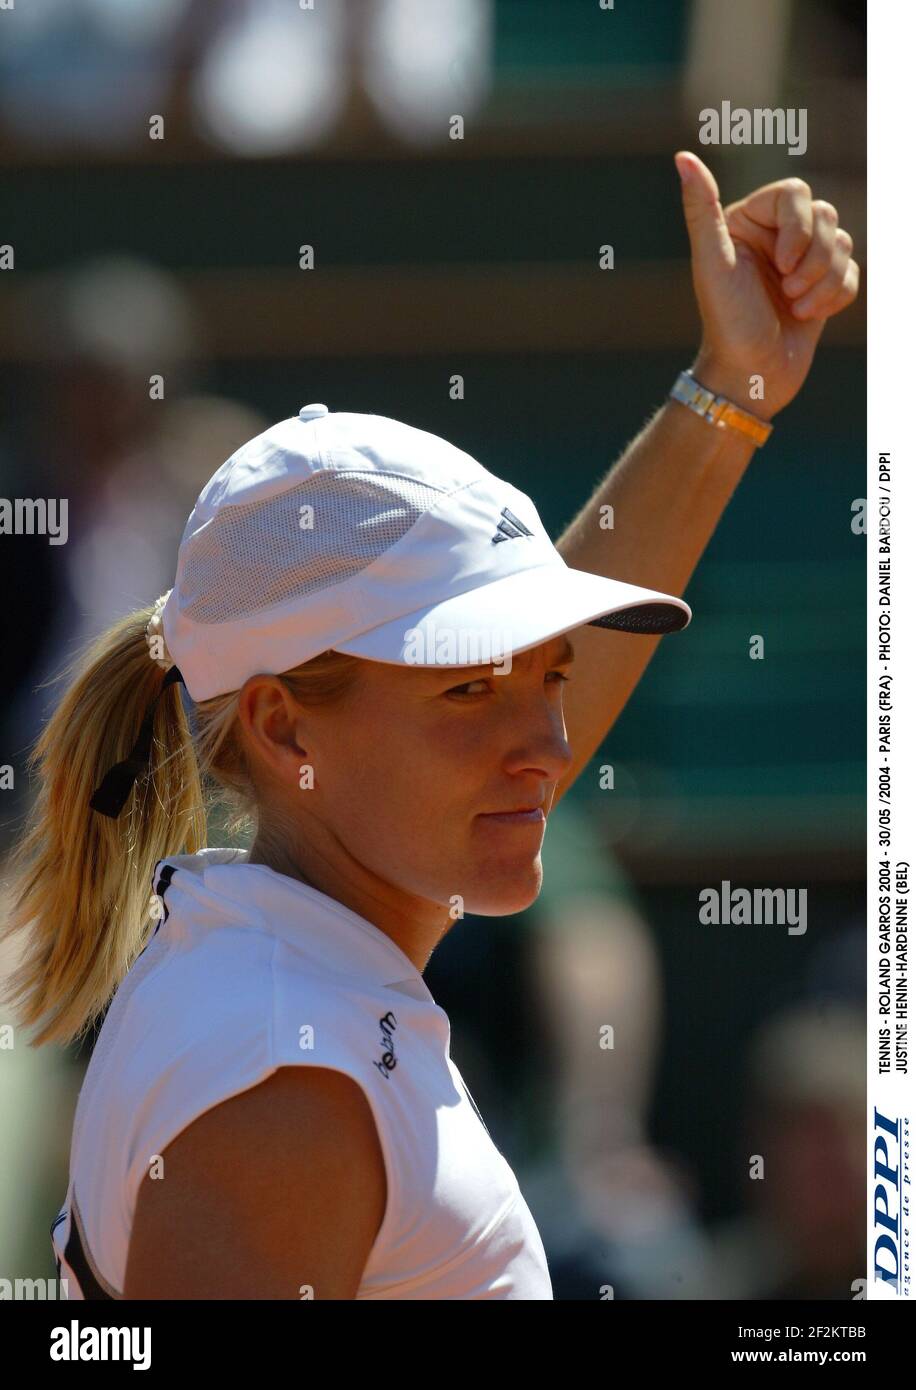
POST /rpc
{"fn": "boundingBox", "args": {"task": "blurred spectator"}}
[2,254,268,783]
[709,1000,865,1300]
[0,0,493,157]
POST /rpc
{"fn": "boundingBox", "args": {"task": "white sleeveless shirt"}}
[51,848,553,1300]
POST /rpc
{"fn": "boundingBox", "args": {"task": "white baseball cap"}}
[161,404,691,702]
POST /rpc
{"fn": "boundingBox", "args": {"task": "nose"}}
[503,696,574,784]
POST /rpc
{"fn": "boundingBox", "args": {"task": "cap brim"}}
[331,563,691,667]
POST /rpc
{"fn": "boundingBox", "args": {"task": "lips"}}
[478,805,546,824]
[482,797,546,815]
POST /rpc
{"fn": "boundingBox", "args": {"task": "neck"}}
[247,827,451,976]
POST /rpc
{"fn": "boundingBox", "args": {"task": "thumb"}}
[674,151,735,273]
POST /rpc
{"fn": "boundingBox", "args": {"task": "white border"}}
[867,0,915,1301]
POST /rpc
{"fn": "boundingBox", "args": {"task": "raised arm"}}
[551,151,859,806]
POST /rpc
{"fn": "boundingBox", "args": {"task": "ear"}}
[237,675,309,776]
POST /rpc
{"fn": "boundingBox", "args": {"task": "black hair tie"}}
[89,665,185,819]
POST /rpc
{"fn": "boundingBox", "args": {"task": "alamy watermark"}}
[699,880,807,935]
[0,498,68,544]
[401,622,513,672]
[50,1321,151,1370]
[699,101,807,158]
[0,1275,69,1297]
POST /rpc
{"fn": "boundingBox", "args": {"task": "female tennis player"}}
[2,154,857,1299]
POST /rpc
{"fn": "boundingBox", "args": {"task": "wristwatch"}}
[669,369,774,447]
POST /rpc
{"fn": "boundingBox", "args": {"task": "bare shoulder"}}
[123,1066,386,1300]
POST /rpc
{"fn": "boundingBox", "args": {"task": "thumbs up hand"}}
[674,151,859,421]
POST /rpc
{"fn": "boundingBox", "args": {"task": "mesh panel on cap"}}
[588,603,687,634]
[179,471,444,624]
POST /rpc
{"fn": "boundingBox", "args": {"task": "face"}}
[240,635,575,919]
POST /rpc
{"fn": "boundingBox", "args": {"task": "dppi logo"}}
[874,1107,902,1291]
[373,1011,398,1079]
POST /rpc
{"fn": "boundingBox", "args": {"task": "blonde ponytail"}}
[1,607,207,1048]
[1,607,363,1050]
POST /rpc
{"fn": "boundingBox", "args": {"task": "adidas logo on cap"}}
[491,507,534,544]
